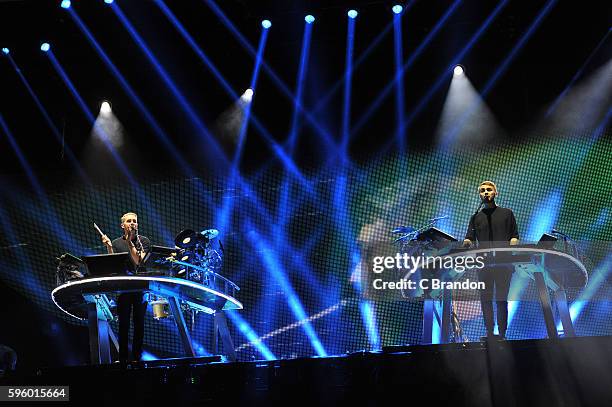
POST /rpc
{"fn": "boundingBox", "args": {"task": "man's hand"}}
[127,225,137,240]
[101,234,113,254]
[101,234,112,248]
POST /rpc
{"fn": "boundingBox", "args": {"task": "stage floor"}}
[2,336,612,406]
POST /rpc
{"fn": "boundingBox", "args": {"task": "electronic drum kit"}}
[145,227,225,320]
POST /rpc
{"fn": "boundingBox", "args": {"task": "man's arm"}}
[129,236,151,265]
[464,215,476,247]
[127,240,144,265]
[101,234,114,254]
[509,210,519,245]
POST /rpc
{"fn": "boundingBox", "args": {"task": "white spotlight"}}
[241,88,254,103]
[453,65,464,76]
[100,101,112,115]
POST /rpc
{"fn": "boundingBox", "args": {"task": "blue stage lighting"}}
[347,9,358,19]
[6,51,90,183]
[360,301,381,349]
[141,351,158,361]
[104,0,114,4]
[60,0,71,9]
[305,15,315,24]
[261,19,271,29]
[40,43,50,52]
[392,5,403,14]
[204,0,337,152]
[1,48,8,55]
[226,310,276,360]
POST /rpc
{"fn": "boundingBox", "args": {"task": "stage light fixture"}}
[392,5,403,14]
[40,43,50,52]
[60,0,71,9]
[305,15,315,24]
[104,0,114,4]
[100,101,112,114]
[261,20,272,29]
[348,10,358,19]
[1,48,8,55]
[241,88,254,103]
[453,65,464,76]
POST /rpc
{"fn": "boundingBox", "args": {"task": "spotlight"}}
[392,5,403,14]
[305,15,315,24]
[104,0,114,4]
[1,48,8,55]
[241,88,254,103]
[453,65,464,76]
[60,0,71,9]
[347,10,358,19]
[100,101,112,114]
[261,20,272,29]
[40,43,50,52]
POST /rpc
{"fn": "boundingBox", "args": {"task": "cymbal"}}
[200,229,219,240]
[175,229,197,249]
[178,250,195,262]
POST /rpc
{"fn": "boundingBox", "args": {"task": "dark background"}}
[0,0,609,178]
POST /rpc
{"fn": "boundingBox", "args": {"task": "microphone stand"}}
[134,226,144,272]
[135,228,143,253]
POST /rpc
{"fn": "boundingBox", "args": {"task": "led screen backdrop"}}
[0,132,610,361]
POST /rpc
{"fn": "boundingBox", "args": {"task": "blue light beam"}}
[443,0,558,144]
[66,8,195,178]
[109,2,228,169]
[350,0,465,136]
[226,310,276,360]
[153,0,310,188]
[393,9,406,151]
[202,0,337,152]
[44,50,174,245]
[5,53,90,184]
[246,226,327,357]
[341,13,356,161]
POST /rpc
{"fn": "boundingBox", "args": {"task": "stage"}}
[2,336,611,406]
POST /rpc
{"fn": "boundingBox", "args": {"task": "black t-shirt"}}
[111,236,151,293]
[465,206,519,243]
[111,235,151,255]
[111,236,151,272]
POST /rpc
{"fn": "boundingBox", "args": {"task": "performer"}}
[463,181,519,340]
[101,212,151,363]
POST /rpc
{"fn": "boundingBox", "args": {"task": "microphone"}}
[132,224,143,254]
